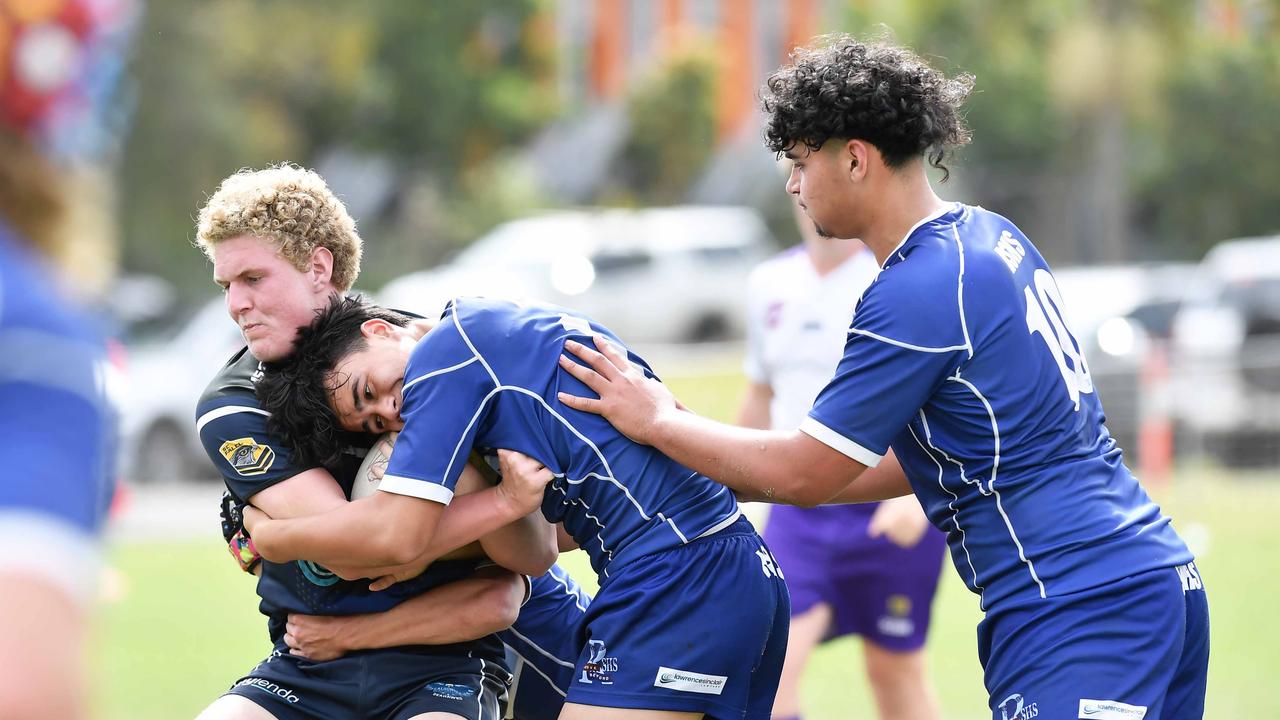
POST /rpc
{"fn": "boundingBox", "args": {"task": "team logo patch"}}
[998,693,1040,720]
[579,639,618,685]
[219,437,276,476]
[425,682,476,700]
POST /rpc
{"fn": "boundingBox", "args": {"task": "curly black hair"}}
[255,295,410,469]
[762,34,974,181]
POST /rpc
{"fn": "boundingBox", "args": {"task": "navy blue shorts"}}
[980,561,1209,720]
[566,517,790,719]
[223,642,511,720]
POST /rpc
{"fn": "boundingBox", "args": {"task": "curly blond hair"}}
[196,164,362,292]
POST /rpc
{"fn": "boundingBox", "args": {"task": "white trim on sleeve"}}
[376,475,455,505]
[798,417,884,467]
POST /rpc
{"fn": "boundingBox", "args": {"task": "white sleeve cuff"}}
[798,417,884,467]
[377,475,455,505]
[0,511,101,604]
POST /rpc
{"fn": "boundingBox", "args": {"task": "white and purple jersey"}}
[381,297,743,578]
[0,221,115,602]
[803,204,1192,609]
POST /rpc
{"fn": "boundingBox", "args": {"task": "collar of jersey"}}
[880,202,965,271]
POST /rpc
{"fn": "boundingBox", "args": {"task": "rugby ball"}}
[351,432,398,500]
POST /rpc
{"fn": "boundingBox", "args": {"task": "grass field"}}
[91,368,1280,718]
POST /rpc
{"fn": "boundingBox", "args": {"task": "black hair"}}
[255,294,410,469]
[762,33,974,181]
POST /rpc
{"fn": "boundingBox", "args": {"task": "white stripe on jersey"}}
[402,355,479,392]
[548,485,616,570]
[878,203,960,271]
[907,422,985,608]
[951,222,976,359]
[918,411,989,497]
[845,327,969,354]
[450,299,501,386]
[505,627,577,669]
[546,570,589,612]
[502,645,570,698]
[693,505,743,540]
[195,404,270,435]
[949,370,1046,598]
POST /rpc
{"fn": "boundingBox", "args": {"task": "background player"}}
[192,165,558,720]
[741,197,945,720]
[0,2,135,718]
[557,34,1210,720]
[246,295,790,720]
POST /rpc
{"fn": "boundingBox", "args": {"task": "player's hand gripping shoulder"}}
[557,335,678,445]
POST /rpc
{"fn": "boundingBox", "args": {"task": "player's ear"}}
[360,318,395,339]
[843,139,869,181]
[309,246,334,288]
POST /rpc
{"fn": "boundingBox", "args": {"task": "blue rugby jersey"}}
[0,221,115,600]
[804,204,1191,609]
[498,565,590,719]
[381,297,743,578]
[196,345,487,642]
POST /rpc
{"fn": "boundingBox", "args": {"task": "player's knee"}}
[194,694,281,720]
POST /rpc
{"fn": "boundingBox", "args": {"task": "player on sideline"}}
[0,2,135,718]
[557,35,1209,720]
[192,165,560,720]
[245,295,791,720]
[742,198,946,720]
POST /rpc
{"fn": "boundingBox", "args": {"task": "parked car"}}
[118,298,243,482]
[1170,234,1280,466]
[378,206,775,344]
[1051,262,1195,460]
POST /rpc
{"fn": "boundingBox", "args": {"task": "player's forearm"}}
[825,449,913,504]
[335,570,523,649]
[648,410,862,507]
[423,486,540,563]
[478,510,558,577]
[251,491,441,567]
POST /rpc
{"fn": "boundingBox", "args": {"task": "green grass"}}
[91,368,1280,718]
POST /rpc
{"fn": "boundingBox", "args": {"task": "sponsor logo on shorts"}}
[235,677,301,704]
[219,437,276,476]
[998,692,1039,720]
[579,639,618,685]
[877,594,916,637]
[1079,699,1147,719]
[653,667,727,695]
[1176,561,1203,593]
[425,682,477,700]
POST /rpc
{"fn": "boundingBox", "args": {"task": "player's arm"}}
[559,337,866,506]
[245,450,552,568]
[283,565,526,662]
[736,380,774,430]
[0,575,85,720]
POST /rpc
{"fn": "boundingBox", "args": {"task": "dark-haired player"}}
[558,34,1209,720]
[246,296,790,720]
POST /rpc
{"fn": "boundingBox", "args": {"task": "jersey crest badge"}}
[218,437,276,476]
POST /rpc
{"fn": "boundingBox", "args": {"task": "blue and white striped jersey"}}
[804,204,1192,609]
[0,221,115,600]
[498,564,590,720]
[381,297,743,578]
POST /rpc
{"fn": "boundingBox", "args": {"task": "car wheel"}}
[135,421,205,483]
[684,313,730,343]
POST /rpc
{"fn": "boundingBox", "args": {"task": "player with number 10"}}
[557,35,1209,720]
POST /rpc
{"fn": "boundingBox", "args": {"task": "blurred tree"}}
[119,0,554,298]
[609,43,718,205]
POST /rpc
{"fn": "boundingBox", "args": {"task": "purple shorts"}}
[763,503,947,652]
